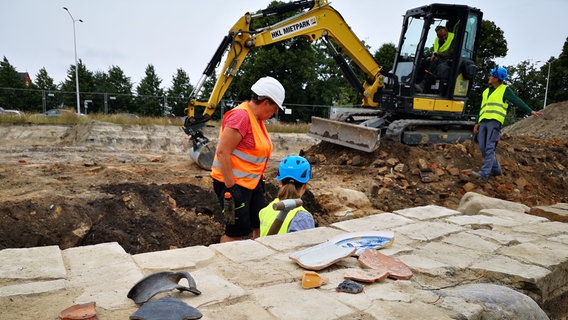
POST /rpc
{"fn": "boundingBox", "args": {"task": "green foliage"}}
[374,43,396,74]
[0,56,25,109]
[547,37,568,104]
[167,69,193,116]
[135,64,164,116]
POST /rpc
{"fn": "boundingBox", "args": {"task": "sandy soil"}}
[0,101,567,254]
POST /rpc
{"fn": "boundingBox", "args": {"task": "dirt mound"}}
[0,102,567,254]
[503,101,568,141]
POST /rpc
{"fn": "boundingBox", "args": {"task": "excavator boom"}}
[183,1,483,169]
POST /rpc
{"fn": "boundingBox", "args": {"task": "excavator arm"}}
[185,0,382,121]
[183,0,385,169]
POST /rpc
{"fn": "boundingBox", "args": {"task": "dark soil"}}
[0,101,567,254]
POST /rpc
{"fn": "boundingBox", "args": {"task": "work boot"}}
[471,171,488,183]
[490,170,502,177]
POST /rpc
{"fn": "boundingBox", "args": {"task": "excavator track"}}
[386,119,475,145]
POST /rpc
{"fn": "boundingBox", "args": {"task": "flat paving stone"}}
[394,205,460,220]
[0,279,66,297]
[395,221,464,242]
[331,212,414,231]
[0,246,65,281]
[211,239,275,263]
[132,245,215,271]
[253,282,354,320]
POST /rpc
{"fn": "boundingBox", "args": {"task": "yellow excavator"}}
[182,0,483,169]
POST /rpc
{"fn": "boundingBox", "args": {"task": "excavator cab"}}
[383,4,482,119]
[312,4,483,149]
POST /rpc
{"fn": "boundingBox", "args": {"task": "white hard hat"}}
[251,76,285,110]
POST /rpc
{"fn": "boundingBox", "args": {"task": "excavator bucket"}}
[189,137,217,171]
[308,116,381,152]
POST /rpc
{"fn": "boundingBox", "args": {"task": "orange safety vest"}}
[211,102,273,190]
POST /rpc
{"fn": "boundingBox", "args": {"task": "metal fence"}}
[0,87,335,122]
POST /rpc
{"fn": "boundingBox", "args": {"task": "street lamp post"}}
[63,7,83,115]
[543,62,551,108]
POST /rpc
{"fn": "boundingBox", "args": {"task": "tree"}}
[167,69,193,116]
[35,68,59,111]
[135,64,164,116]
[91,66,133,114]
[374,43,396,75]
[60,59,95,112]
[547,37,568,104]
[0,56,25,109]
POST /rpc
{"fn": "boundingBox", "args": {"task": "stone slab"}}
[446,214,525,228]
[416,242,482,269]
[200,301,275,319]
[255,226,345,252]
[443,232,501,253]
[0,246,66,281]
[179,268,246,308]
[513,221,568,236]
[253,282,354,319]
[471,255,550,282]
[132,245,215,271]
[365,300,455,319]
[479,209,549,223]
[0,279,66,297]
[394,221,464,242]
[498,240,568,268]
[211,239,275,263]
[468,228,540,246]
[331,212,414,232]
[62,242,143,310]
[394,205,460,221]
[530,203,568,222]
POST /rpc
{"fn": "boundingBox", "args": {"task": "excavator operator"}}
[415,25,455,93]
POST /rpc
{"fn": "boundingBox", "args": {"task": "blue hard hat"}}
[490,67,508,81]
[277,155,311,184]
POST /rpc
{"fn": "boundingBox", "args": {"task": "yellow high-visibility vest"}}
[479,84,509,125]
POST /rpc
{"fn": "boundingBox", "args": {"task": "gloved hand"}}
[225,185,245,209]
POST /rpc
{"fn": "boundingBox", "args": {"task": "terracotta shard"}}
[58,302,97,320]
[343,267,389,283]
[298,271,328,289]
[358,249,413,280]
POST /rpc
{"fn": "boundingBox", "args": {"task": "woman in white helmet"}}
[259,155,315,237]
[210,76,286,242]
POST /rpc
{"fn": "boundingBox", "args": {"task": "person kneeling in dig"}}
[259,155,315,236]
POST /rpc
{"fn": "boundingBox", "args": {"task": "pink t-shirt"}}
[223,109,255,150]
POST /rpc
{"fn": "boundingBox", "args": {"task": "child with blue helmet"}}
[259,155,315,236]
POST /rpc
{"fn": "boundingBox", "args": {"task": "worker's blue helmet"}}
[490,67,508,81]
[277,155,311,184]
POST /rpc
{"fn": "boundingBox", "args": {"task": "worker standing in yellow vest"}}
[211,76,286,243]
[472,67,542,182]
[259,155,315,236]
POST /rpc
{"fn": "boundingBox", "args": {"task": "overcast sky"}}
[2,0,566,88]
